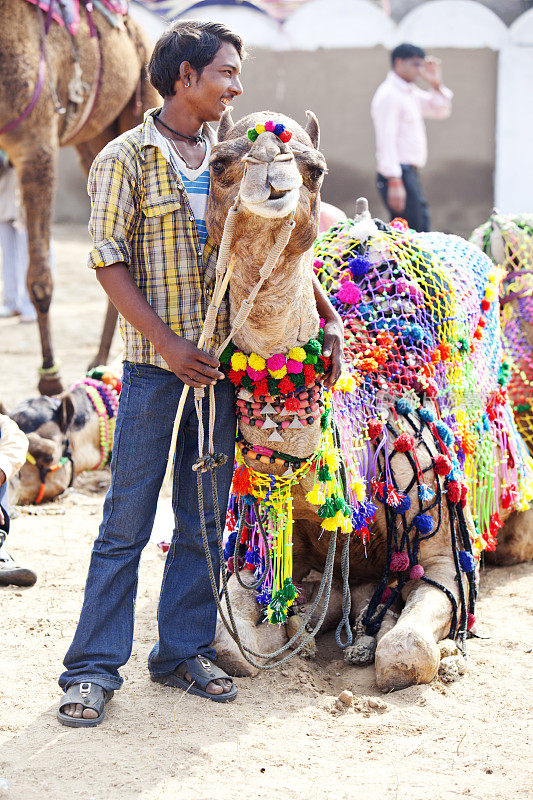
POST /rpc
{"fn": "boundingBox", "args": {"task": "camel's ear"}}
[304,110,320,149]
[217,108,235,142]
[58,392,75,434]
[27,432,55,465]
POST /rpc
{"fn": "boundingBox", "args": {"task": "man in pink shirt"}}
[371,43,453,231]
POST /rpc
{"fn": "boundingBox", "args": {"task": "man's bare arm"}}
[312,273,343,388]
[96,263,224,387]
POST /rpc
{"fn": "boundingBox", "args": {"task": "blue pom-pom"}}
[458,550,476,572]
[273,123,285,137]
[396,398,413,415]
[358,303,373,321]
[418,407,435,423]
[392,494,411,514]
[351,508,369,530]
[448,468,462,482]
[348,255,371,278]
[435,420,454,447]
[255,588,271,605]
[418,483,435,502]
[407,324,425,342]
[414,514,434,534]
[363,499,378,519]
[223,530,238,560]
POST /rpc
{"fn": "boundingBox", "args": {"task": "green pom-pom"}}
[219,342,235,366]
[303,354,318,365]
[318,464,331,482]
[280,578,297,603]
[291,372,305,389]
[318,498,335,518]
[267,377,279,396]
[517,403,531,413]
[247,129,258,142]
[305,339,322,356]
[320,408,332,431]
[317,328,324,343]
[241,374,254,391]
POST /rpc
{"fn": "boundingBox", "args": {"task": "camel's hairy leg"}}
[485,506,533,566]
[213,570,287,678]
[375,555,461,692]
[344,583,399,666]
[16,142,63,394]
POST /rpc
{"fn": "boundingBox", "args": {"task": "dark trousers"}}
[377,164,430,232]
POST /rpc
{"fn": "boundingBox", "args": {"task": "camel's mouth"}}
[241,186,300,219]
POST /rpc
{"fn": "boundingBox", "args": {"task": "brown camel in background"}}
[0,0,159,395]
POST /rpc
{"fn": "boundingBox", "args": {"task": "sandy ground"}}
[0,225,532,800]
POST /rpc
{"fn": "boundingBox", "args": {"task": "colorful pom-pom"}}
[264,120,275,132]
[394,432,414,452]
[446,480,462,504]
[434,454,452,476]
[458,551,476,572]
[467,613,476,630]
[414,514,434,534]
[367,418,384,439]
[390,551,410,572]
[348,255,371,278]
[231,351,248,372]
[337,281,361,305]
[409,564,425,580]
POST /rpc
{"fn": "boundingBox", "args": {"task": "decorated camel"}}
[8,109,533,694]
[0,0,159,395]
[200,109,533,691]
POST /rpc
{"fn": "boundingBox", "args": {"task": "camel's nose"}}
[244,133,293,164]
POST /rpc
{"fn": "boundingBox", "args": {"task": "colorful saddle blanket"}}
[24,0,128,35]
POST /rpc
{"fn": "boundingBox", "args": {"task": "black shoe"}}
[0,549,37,587]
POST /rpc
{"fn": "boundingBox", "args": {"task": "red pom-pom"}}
[226,556,235,573]
[394,432,414,452]
[434,454,452,475]
[460,482,468,508]
[390,551,410,572]
[279,129,292,143]
[278,375,295,395]
[446,480,462,503]
[253,379,269,398]
[381,586,392,603]
[467,612,476,630]
[233,464,253,496]
[481,298,491,311]
[368,418,384,439]
[409,564,425,580]
[228,369,245,386]
[303,364,316,384]
[285,397,300,413]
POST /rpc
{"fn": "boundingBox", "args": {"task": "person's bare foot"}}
[61,703,98,720]
[180,669,232,695]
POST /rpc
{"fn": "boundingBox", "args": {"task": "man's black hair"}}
[148,20,244,97]
[391,43,426,65]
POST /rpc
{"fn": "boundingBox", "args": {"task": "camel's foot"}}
[486,507,533,565]
[375,623,440,692]
[38,366,63,396]
[344,634,377,666]
[286,612,316,659]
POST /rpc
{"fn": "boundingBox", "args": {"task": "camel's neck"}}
[228,237,319,357]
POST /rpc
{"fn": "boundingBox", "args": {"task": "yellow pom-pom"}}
[288,347,306,362]
[231,352,248,372]
[306,486,325,506]
[269,366,287,379]
[321,516,338,531]
[353,479,366,502]
[340,515,353,534]
[248,352,266,371]
[255,123,265,134]
[325,450,340,470]
[339,374,357,392]
[485,286,496,302]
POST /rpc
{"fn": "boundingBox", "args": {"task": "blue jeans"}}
[59,361,236,693]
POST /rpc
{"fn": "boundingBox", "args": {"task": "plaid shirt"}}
[87,108,229,368]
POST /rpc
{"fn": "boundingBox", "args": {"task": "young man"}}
[58,20,343,725]
[371,42,453,232]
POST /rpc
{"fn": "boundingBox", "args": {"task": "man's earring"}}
[184,81,190,88]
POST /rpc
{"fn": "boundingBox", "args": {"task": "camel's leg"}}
[87,300,118,370]
[344,582,399,666]
[212,570,287,678]
[485,506,533,566]
[16,141,63,395]
[375,554,462,692]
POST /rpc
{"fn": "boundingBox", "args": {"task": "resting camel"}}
[0,0,159,395]
[202,109,533,691]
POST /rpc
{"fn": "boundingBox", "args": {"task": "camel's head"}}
[9,388,101,504]
[206,109,326,250]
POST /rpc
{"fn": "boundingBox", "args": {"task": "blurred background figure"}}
[371,42,453,231]
[0,149,37,323]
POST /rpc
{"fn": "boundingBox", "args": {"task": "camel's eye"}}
[211,160,226,174]
[309,167,324,181]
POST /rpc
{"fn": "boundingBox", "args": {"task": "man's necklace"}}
[155,113,205,145]
[168,138,205,171]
